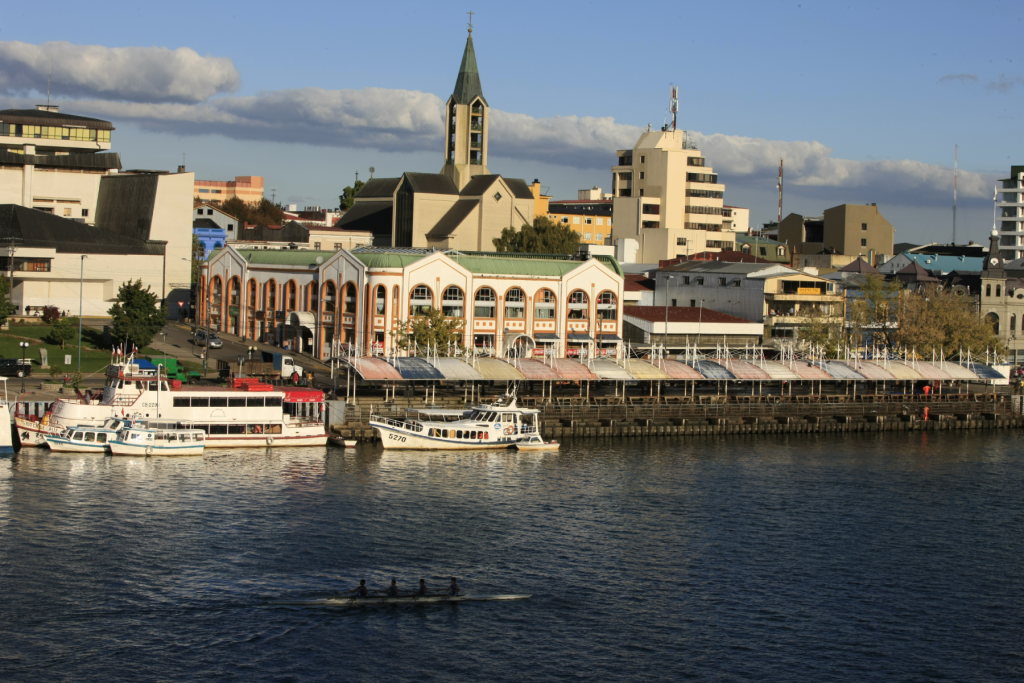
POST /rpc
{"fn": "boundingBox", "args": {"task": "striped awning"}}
[473,358,525,381]
[790,361,833,380]
[712,359,771,380]
[758,361,802,380]
[588,359,634,380]
[829,361,888,380]
[391,357,446,380]
[692,360,735,380]
[882,361,927,380]
[343,357,404,381]
[431,358,484,381]
[618,359,672,380]
[551,358,599,380]
[510,358,562,380]
[658,360,705,380]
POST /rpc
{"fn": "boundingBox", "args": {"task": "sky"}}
[2,0,1022,245]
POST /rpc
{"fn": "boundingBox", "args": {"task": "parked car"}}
[194,329,224,349]
[0,358,32,378]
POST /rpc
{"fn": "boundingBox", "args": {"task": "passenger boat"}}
[0,378,14,454]
[274,594,532,607]
[13,354,327,449]
[515,434,560,452]
[43,417,136,453]
[369,393,540,450]
[108,425,207,456]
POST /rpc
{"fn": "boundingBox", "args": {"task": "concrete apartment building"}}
[194,175,264,203]
[610,130,732,263]
[998,165,1024,261]
[0,105,120,224]
[547,198,613,245]
[333,28,536,252]
[778,204,894,268]
[722,206,749,233]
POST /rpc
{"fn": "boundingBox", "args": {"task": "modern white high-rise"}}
[998,166,1024,261]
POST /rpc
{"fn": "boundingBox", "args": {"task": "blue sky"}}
[3,0,1022,244]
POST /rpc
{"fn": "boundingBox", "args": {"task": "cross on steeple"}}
[467,10,473,33]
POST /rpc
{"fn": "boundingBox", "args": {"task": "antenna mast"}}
[952,144,958,244]
[669,84,678,132]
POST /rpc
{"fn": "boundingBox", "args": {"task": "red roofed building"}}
[623,273,656,306]
[622,305,763,349]
[659,251,774,268]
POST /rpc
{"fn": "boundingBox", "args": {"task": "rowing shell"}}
[272,593,531,607]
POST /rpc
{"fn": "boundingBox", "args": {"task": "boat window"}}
[456,430,463,439]
[210,397,228,407]
[72,431,83,441]
[247,424,263,434]
[148,381,158,392]
[173,397,190,407]
[130,433,141,442]
[136,381,145,391]
[191,397,210,407]
[196,434,204,441]
[442,429,448,438]
[84,432,96,442]
[167,434,177,441]
[247,397,264,407]
[228,398,246,407]
[470,431,477,439]
[267,424,282,434]
[265,397,283,407]
[228,425,245,434]
[209,425,228,435]
[97,433,107,444]
[118,380,124,389]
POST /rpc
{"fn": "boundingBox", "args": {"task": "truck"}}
[218,352,304,379]
[147,357,202,383]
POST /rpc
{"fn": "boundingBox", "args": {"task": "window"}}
[475,287,496,318]
[568,290,588,319]
[584,233,592,240]
[442,286,464,317]
[759,247,767,256]
[81,209,88,217]
[375,285,386,314]
[683,276,690,284]
[313,242,321,250]
[640,156,645,163]
[997,284,1002,297]
[286,281,297,310]
[504,288,525,318]
[597,233,604,241]
[573,217,581,224]
[862,223,868,231]
[343,282,357,314]
[334,243,343,250]
[409,285,432,316]
[322,281,336,313]
[561,217,569,224]
[639,189,644,196]
[733,280,741,287]
[535,289,555,319]
[640,172,645,180]
[642,204,660,215]
[861,239,867,247]
[718,277,727,286]
[63,208,71,217]
[597,291,617,320]
[585,218,592,225]
[690,299,695,307]
[597,218,604,225]
[493,192,502,201]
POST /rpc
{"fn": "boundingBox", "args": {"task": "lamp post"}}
[78,255,87,373]
[19,341,28,392]
[248,345,257,377]
[663,275,675,353]
[696,298,706,348]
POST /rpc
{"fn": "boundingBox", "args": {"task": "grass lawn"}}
[0,322,160,378]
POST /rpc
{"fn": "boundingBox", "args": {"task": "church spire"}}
[452,29,486,106]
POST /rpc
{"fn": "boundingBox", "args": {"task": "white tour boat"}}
[0,377,14,454]
[14,355,327,449]
[370,393,540,450]
[109,424,207,456]
[43,417,137,453]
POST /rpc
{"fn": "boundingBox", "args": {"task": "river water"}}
[1,432,1022,682]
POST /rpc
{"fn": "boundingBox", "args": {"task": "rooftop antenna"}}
[953,144,958,244]
[271,188,277,203]
[669,84,678,132]
[777,158,784,225]
[369,166,375,179]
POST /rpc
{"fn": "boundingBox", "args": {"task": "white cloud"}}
[0,41,240,103]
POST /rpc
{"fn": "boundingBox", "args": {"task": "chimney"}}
[177,165,186,173]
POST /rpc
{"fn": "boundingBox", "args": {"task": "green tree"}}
[390,307,465,354]
[799,307,845,357]
[492,216,581,254]
[0,276,14,327]
[846,274,904,351]
[191,234,204,283]
[219,196,285,226]
[108,280,166,352]
[896,284,1002,357]
[339,180,365,210]
[45,317,78,349]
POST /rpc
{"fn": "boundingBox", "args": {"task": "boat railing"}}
[370,415,425,433]
[519,425,539,435]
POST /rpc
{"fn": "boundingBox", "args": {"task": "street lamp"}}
[78,255,87,373]
[248,345,257,377]
[696,298,706,347]
[663,275,675,353]
[19,341,29,392]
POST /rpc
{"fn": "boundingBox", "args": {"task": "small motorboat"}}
[109,425,207,456]
[515,434,559,452]
[44,417,138,453]
[328,435,358,448]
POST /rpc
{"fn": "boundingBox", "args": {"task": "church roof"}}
[502,178,536,200]
[357,177,401,198]
[427,199,480,239]
[459,174,535,200]
[334,201,393,238]
[404,172,459,195]
[451,33,487,106]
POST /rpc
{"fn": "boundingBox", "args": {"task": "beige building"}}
[0,105,119,224]
[611,129,732,262]
[333,28,536,252]
[194,175,264,204]
[980,229,1024,362]
[778,204,894,265]
[722,205,749,233]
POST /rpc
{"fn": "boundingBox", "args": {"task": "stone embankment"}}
[330,394,1024,442]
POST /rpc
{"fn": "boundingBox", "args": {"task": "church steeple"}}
[441,24,489,190]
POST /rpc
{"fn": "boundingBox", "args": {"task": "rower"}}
[348,579,369,598]
[449,577,460,597]
[416,579,428,596]
[386,580,398,598]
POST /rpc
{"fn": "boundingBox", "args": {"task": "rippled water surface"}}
[1,432,1023,681]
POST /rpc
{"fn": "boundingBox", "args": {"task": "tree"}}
[339,180,365,211]
[191,234,204,283]
[0,276,14,327]
[108,280,166,352]
[846,274,904,351]
[41,306,61,323]
[45,316,78,349]
[895,284,1002,358]
[492,216,581,254]
[799,306,845,357]
[390,307,465,354]
[220,196,285,226]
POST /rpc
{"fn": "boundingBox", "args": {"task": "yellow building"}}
[194,175,264,204]
[547,199,613,245]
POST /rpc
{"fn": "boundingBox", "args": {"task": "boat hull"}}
[18,418,326,449]
[371,422,519,450]
[109,441,205,456]
[274,594,532,607]
[44,437,109,453]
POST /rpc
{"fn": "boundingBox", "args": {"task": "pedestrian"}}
[291,371,299,386]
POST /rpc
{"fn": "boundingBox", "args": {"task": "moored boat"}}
[515,434,560,451]
[44,418,135,453]
[0,377,14,454]
[370,392,540,450]
[108,424,207,456]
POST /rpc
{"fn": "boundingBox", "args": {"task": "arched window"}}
[409,285,432,316]
[343,282,357,314]
[247,279,257,308]
[996,284,1002,297]
[568,290,588,319]
[1011,314,1017,333]
[986,312,1000,334]
[986,284,992,297]
[375,285,387,315]
[265,279,277,311]
[286,281,297,310]
[322,281,336,313]
[597,291,617,320]
[535,289,556,320]
[392,285,400,318]
[307,282,318,312]
[504,288,525,318]
[475,287,496,318]
[228,277,240,306]
[211,276,223,305]
[442,286,464,317]
[213,242,222,249]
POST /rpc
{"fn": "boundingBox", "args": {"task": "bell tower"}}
[441,21,489,190]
